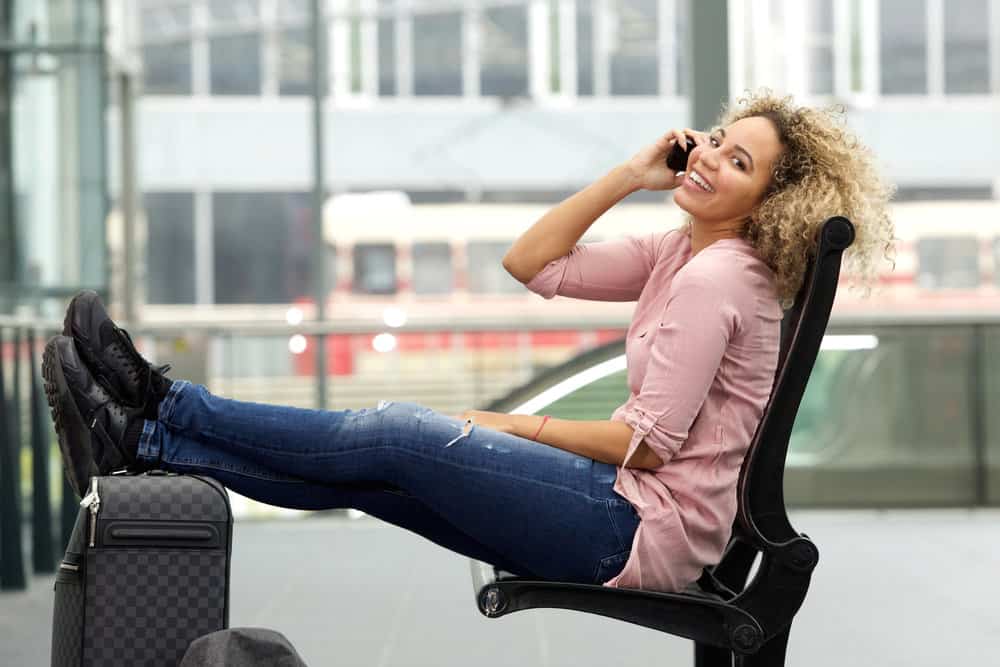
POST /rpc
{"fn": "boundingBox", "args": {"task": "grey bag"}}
[180,628,309,666]
[51,472,233,667]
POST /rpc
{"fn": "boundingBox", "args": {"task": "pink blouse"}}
[524,229,781,592]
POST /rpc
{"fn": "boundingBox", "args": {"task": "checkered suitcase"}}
[51,472,233,667]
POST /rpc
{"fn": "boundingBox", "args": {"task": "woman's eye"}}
[732,158,745,170]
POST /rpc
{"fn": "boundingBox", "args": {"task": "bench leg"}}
[735,626,790,667]
[694,643,732,667]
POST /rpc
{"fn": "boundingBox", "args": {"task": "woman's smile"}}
[683,171,713,194]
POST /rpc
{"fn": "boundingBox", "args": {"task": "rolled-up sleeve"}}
[524,232,668,302]
[616,267,741,468]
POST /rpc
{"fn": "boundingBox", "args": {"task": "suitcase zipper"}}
[79,477,101,548]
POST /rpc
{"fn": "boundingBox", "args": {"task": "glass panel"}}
[413,12,462,95]
[481,5,529,97]
[210,33,262,95]
[278,27,329,96]
[984,328,1000,503]
[142,42,193,94]
[145,193,195,305]
[353,243,398,294]
[549,0,561,93]
[208,0,259,25]
[412,242,453,295]
[809,47,834,94]
[916,237,980,289]
[213,193,314,304]
[786,328,977,505]
[807,0,833,95]
[943,0,990,94]
[517,327,980,506]
[11,51,106,290]
[277,0,310,24]
[12,0,102,46]
[609,0,658,95]
[467,241,522,294]
[575,0,594,95]
[879,0,927,94]
[675,0,688,95]
[377,16,397,95]
[139,2,192,42]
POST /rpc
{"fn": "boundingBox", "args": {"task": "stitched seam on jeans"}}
[159,380,189,423]
[170,459,307,483]
[604,500,627,553]
[197,435,607,504]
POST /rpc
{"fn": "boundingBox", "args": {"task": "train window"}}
[467,241,523,294]
[353,243,398,295]
[481,5,529,97]
[413,11,463,95]
[145,192,196,304]
[412,242,453,295]
[213,192,314,304]
[916,237,979,289]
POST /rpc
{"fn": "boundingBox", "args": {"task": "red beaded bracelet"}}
[532,415,551,440]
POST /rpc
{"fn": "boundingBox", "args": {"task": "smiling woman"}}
[694,90,897,306]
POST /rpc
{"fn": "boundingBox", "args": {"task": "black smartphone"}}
[666,136,696,171]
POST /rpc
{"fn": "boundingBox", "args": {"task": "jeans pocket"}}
[593,549,631,585]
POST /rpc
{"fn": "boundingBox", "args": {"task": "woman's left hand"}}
[452,409,516,435]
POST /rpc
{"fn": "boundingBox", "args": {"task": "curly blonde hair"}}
[686,89,897,306]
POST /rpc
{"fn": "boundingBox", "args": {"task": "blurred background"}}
[2,0,1000,662]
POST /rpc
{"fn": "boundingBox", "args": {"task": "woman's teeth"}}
[689,171,714,192]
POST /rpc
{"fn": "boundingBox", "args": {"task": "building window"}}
[609,0,658,95]
[213,192,314,304]
[145,193,196,304]
[481,5,529,97]
[209,33,262,95]
[139,2,193,94]
[377,1,397,95]
[353,243,398,294]
[412,242,453,295]
[916,237,980,289]
[879,0,927,94]
[576,0,595,95]
[207,0,262,95]
[467,241,523,294]
[675,0,689,95]
[806,0,834,95]
[413,11,463,95]
[944,0,990,94]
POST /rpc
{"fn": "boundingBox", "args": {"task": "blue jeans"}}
[137,381,640,585]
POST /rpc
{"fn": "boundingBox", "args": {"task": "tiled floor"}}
[3,509,998,666]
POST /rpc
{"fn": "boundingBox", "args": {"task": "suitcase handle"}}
[101,521,224,549]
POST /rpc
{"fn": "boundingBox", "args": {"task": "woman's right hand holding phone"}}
[625,128,708,192]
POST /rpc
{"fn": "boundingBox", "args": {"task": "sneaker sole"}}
[42,339,97,499]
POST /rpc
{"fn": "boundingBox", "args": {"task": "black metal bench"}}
[470,216,856,666]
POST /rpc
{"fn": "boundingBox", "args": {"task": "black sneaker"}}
[41,337,100,497]
[62,290,171,419]
[42,336,148,482]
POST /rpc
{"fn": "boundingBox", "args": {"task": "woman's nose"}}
[699,148,720,170]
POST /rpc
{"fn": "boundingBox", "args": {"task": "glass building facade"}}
[0,0,108,314]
